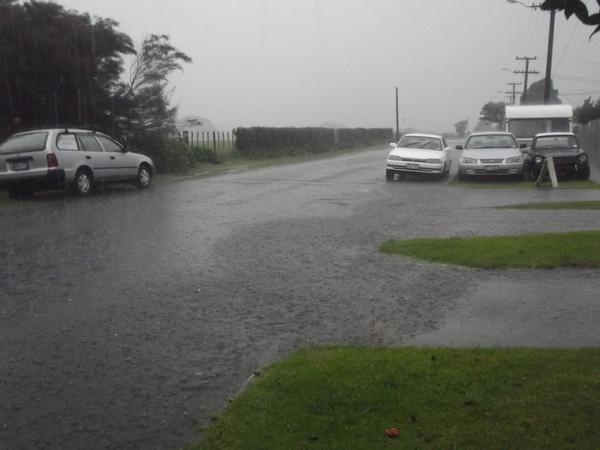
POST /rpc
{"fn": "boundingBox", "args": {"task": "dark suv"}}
[526,132,590,181]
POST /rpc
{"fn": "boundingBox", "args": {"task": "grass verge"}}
[380,230,600,268]
[190,347,600,450]
[449,178,600,189]
[495,200,600,210]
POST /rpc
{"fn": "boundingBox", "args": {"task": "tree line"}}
[0,0,190,168]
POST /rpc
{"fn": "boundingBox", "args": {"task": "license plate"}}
[406,163,420,169]
[484,165,496,171]
[12,161,28,171]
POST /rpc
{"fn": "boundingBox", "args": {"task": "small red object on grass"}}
[384,427,399,438]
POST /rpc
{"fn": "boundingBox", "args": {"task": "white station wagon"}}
[386,133,452,181]
[0,128,154,198]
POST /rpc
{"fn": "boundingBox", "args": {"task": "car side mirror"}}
[455,145,463,150]
[389,143,396,148]
[519,143,527,149]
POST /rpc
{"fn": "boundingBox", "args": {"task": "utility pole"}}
[506,83,523,105]
[507,1,557,104]
[544,9,556,104]
[506,82,523,105]
[395,87,399,141]
[515,56,538,104]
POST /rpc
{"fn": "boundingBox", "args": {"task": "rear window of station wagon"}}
[0,132,49,154]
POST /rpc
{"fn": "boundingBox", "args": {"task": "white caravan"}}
[505,105,573,149]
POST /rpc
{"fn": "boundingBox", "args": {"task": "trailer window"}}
[509,118,570,138]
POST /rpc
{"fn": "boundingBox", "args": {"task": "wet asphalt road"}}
[1,145,600,450]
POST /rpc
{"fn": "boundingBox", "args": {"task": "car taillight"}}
[47,153,59,168]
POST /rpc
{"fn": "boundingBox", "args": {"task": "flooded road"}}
[2,145,600,449]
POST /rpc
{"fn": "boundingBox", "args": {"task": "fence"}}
[576,120,600,167]
[176,129,236,153]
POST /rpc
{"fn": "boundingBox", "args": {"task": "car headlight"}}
[388,155,402,161]
[579,154,588,163]
[425,158,441,164]
[461,157,477,164]
[506,156,522,163]
[534,156,544,164]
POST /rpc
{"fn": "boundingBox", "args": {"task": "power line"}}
[529,12,546,57]
[506,82,523,105]
[554,73,600,84]
[523,9,537,54]
[560,91,600,95]
[553,21,578,77]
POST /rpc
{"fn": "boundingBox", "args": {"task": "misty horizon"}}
[54,0,600,133]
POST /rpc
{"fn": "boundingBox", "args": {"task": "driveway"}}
[1,145,599,449]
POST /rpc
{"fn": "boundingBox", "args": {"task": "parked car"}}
[386,133,452,181]
[526,132,590,181]
[0,128,154,198]
[456,132,525,181]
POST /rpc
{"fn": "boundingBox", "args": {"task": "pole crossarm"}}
[514,56,538,104]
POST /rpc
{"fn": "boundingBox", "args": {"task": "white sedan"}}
[386,133,452,181]
[456,132,525,181]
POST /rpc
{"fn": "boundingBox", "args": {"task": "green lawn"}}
[190,347,600,450]
[450,179,600,190]
[0,191,8,206]
[495,200,600,210]
[380,230,600,268]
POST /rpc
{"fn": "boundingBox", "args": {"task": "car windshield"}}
[0,132,48,154]
[534,135,578,152]
[398,136,442,150]
[465,135,517,149]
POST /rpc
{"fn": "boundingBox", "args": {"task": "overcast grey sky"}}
[56,0,600,132]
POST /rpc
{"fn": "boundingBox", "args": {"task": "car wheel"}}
[136,164,152,188]
[578,166,590,180]
[72,169,93,197]
[386,169,394,182]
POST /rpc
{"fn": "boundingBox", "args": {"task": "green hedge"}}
[337,127,394,146]
[235,127,393,157]
[144,142,217,173]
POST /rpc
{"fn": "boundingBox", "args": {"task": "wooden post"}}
[213,131,217,157]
